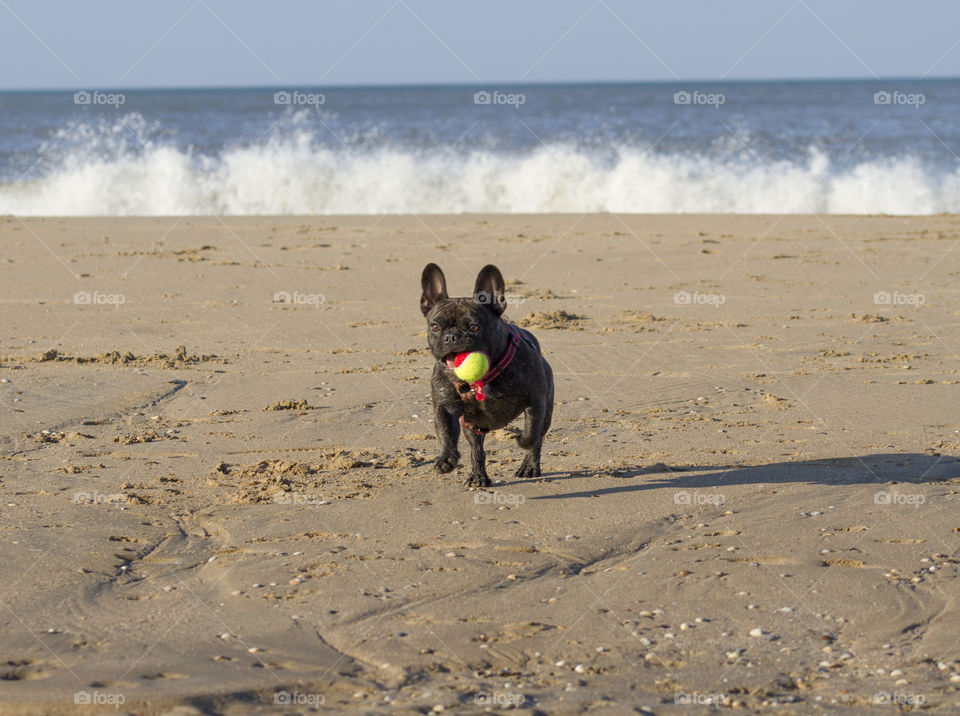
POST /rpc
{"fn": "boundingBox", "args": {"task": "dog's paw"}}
[434,451,460,474]
[465,472,491,488]
[515,458,541,478]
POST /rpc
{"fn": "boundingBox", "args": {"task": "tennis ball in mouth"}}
[452,351,490,382]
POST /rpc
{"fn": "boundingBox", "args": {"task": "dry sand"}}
[1,213,959,715]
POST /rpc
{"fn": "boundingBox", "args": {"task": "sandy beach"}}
[2,212,960,715]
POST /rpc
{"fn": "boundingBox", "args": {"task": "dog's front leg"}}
[463,426,491,487]
[433,402,461,474]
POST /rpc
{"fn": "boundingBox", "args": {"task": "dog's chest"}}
[457,382,523,428]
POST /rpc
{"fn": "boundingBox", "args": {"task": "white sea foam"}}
[2,116,958,215]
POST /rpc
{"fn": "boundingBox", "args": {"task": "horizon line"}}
[1,74,957,94]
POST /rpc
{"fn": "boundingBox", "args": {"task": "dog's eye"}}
[469,324,479,332]
[430,323,441,333]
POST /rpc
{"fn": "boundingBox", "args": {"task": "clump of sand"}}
[114,430,163,444]
[607,310,668,332]
[517,310,584,330]
[31,345,220,368]
[619,310,665,324]
[263,399,313,411]
[849,313,890,323]
[760,393,790,410]
[209,450,428,503]
[211,454,372,503]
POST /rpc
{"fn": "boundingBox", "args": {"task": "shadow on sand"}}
[500,453,960,499]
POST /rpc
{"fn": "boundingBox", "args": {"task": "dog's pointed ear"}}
[421,263,448,316]
[473,264,506,316]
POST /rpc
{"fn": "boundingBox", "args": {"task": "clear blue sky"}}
[2,0,958,90]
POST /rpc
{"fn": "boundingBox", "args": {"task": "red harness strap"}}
[457,322,522,402]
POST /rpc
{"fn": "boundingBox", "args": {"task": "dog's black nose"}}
[443,331,461,344]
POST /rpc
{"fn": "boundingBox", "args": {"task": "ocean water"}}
[0,80,957,216]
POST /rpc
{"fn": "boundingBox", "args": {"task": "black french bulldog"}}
[420,263,554,487]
